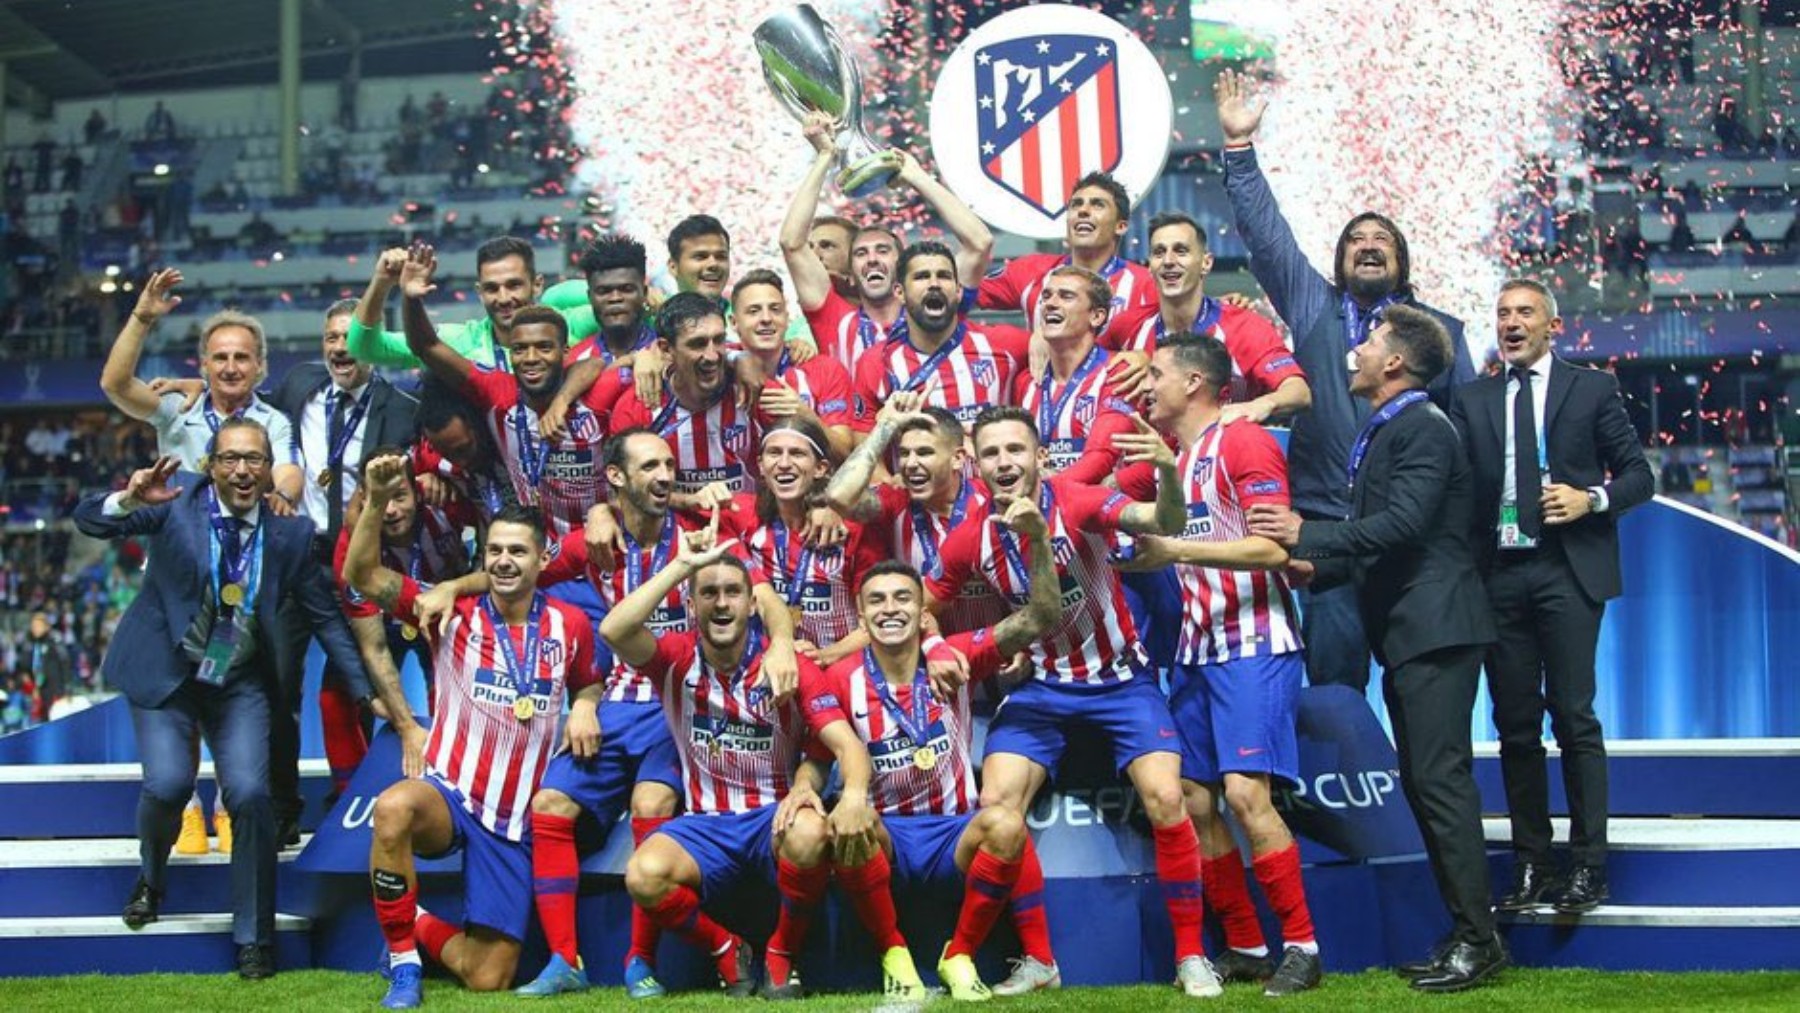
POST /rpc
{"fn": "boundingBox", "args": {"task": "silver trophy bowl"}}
[754,4,896,197]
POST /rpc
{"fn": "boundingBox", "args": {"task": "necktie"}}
[1511,365,1542,537]
[327,391,351,539]
[214,515,245,582]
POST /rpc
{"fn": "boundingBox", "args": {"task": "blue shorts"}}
[419,776,532,942]
[653,805,779,901]
[539,699,681,823]
[1169,654,1303,786]
[986,676,1180,779]
[885,812,976,884]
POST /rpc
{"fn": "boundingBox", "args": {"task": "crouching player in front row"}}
[601,522,866,998]
[800,492,1063,1001]
[343,456,602,1008]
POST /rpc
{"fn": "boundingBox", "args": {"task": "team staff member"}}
[1450,279,1652,914]
[1249,306,1501,993]
[74,419,374,982]
[1122,336,1321,996]
[346,462,600,1009]
[1215,69,1474,693]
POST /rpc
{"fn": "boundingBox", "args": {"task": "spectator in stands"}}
[165,174,193,241]
[84,108,109,145]
[21,611,73,715]
[1713,95,1746,154]
[3,157,22,196]
[399,94,420,128]
[60,148,83,192]
[31,135,56,192]
[239,213,279,250]
[144,100,176,142]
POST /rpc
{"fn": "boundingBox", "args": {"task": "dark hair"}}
[1073,170,1131,220]
[754,416,833,524]
[578,233,647,278]
[1332,212,1412,294]
[689,550,751,589]
[508,304,569,345]
[897,406,963,447]
[205,416,273,463]
[1147,211,1208,251]
[601,425,668,476]
[731,268,785,306]
[897,240,956,281]
[323,297,360,320]
[971,405,1038,447]
[666,214,730,262]
[656,291,726,342]
[1046,264,1113,321]
[1378,304,1453,385]
[1160,335,1233,399]
[854,225,902,250]
[859,559,923,596]
[487,503,547,550]
[357,445,416,481]
[416,376,480,434]
[476,235,536,276]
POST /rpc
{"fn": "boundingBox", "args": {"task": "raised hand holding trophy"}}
[754,4,896,196]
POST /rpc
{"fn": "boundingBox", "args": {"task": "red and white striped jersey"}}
[801,630,1001,816]
[1011,346,1141,485]
[803,287,903,375]
[928,477,1145,686]
[608,386,768,496]
[871,482,1008,635]
[1166,422,1302,664]
[331,502,473,620]
[1116,302,1307,405]
[769,351,858,431]
[390,581,598,841]
[977,252,1156,349]
[851,322,1030,432]
[462,366,611,538]
[741,513,881,649]
[639,630,817,815]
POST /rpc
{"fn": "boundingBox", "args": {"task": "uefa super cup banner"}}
[930,4,1173,239]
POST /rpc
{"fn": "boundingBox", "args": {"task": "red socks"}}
[833,851,905,951]
[1011,837,1055,964]
[645,885,734,964]
[319,679,368,792]
[1253,842,1317,947]
[371,877,417,957]
[414,911,459,963]
[947,847,1022,959]
[1151,821,1205,960]
[627,817,672,966]
[767,859,831,984]
[530,811,581,965]
[1202,849,1267,953]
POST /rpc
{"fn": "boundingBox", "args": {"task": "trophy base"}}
[837,156,897,198]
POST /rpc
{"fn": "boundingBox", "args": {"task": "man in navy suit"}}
[74,418,374,981]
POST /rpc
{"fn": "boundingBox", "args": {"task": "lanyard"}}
[887,321,968,394]
[599,321,657,366]
[649,381,729,437]
[325,384,373,474]
[206,486,264,607]
[1154,296,1223,342]
[699,623,767,715]
[910,479,971,579]
[1036,344,1106,438]
[511,396,548,487]
[996,483,1055,596]
[620,510,676,594]
[861,647,932,747]
[1342,292,1403,350]
[1347,390,1430,491]
[770,519,819,608]
[202,398,247,435]
[479,591,544,700]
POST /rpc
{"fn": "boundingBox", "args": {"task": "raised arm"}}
[778,113,841,314]
[600,522,738,670]
[344,454,413,614]
[399,244,475,388]
[1110,416,1186,535]
[346,247,424,369]
[822,390,928,519]
[895,150,994,288]
[100,268,184,420]
[990,496,1061,656]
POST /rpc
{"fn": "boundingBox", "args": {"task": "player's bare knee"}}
[462,957,516,993]
[1137,778,1187,826]
[530,788,578,819]
[1222,776,1272,821]
[370,789,417,848]
[974,806,1026,858]
[629,785,678,820]
[780,810,831,866]
[625,849,674,904]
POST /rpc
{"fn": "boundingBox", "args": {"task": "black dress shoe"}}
[278,816,302,850]
[1410,937,1507,993]
[1495,860,1560,912]
[1553,865,1609,913]
[236,943,276,980]
[1394,937,1452,979]
[122,877,162,929]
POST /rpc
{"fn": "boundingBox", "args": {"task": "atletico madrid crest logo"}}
[1073,394,1097,428]
[974,34,1121,220]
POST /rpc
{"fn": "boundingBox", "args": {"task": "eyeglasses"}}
[212,452,271,470]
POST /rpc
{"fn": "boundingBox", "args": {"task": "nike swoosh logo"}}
[1158,729,1178,739]
[1237,747,1264,757]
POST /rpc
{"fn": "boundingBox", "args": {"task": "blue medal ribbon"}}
[202,399,247,435]
[206,486,264,609]
[1347,390,1430,493]
[621,510,676,594]
[770,519,819,611]
[479,591,545,704]
[325,384,374,476]
[1154,296,1223,342]
[910,479,971,579]
[1035,344,1106,440]
[511,396,549,487]
[861,647,933,748]
[649,381,730,438]
[1342,292,1403,350]
[886,321,968,395]
[598,321,657,366]
[996,483,1055,596]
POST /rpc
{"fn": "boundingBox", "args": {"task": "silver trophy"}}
[754,4,896,197]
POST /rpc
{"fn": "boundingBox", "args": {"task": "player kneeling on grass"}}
[600,523,853,998]
[800,499,1061,1001]
[344,457,602,1009]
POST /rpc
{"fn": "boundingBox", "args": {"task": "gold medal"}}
[787,604,806,630]
[708,736,723,759]
[220,583,245,607]
[913,746,936,772]
[513,696,534,721]
[317,469,335,489]
[400,624,418,642]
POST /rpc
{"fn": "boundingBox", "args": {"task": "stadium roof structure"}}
[0,0,490,113]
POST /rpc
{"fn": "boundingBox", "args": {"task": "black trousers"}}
[1384,643,1495,945]
[268,559,355,823]
[1485,548,1609,867]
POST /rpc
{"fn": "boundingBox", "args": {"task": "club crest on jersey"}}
[566,412,601,442]
[972,35,1121,219]
[1050,535,1076,568]
[1073,394,1097,428]
[970,358,996,388]
[722,424,749,454]
[1193,456,1216,483]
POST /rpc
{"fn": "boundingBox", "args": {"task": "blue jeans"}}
[1296,580,1372,693]
[131,674,275,946]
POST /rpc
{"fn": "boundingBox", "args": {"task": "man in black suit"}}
[73,418,381,980]
[1249,305,1502,992]
[267,299,418,843]
[1450,279,1653,914]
